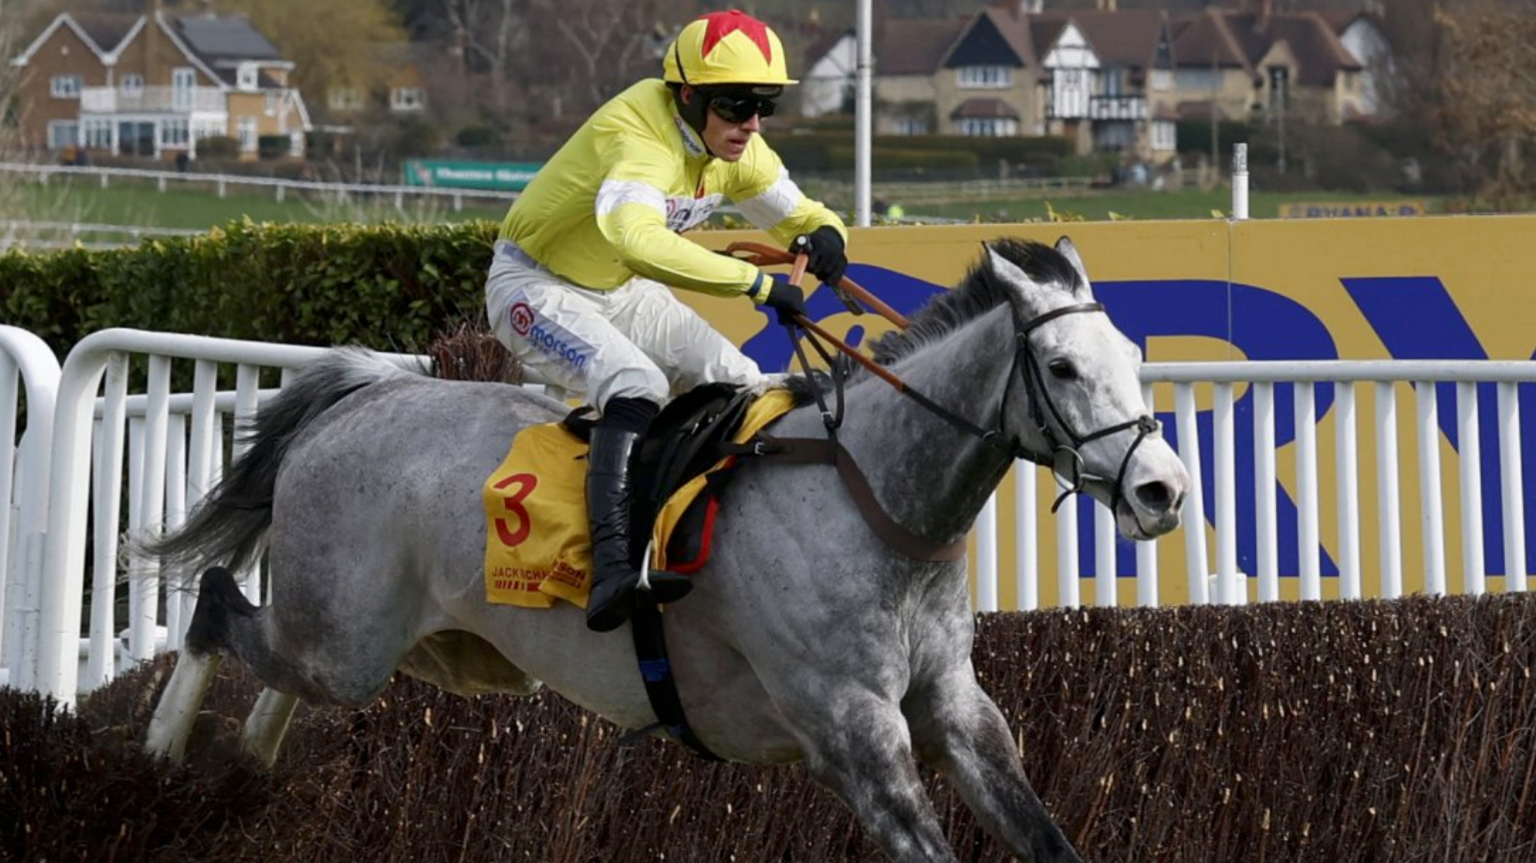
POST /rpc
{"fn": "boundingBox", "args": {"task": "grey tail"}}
[134,348,414,578]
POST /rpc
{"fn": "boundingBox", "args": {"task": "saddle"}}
[562,382,759,572]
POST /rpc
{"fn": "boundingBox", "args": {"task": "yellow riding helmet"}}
[663,10,797,87]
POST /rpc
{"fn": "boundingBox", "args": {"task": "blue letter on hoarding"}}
[1345,276,1536,576]
[1099,280,1340,579]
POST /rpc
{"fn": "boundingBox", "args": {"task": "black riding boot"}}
[585,425,693,632]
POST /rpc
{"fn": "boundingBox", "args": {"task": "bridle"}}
[726,243,1162,522]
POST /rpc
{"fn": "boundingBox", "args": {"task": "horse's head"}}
[984,236,1190,540]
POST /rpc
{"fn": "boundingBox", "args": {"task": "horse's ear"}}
[1054,236,1092,296]
[985,243,1051,307]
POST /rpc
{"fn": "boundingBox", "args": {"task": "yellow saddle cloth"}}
[482,390,796,609]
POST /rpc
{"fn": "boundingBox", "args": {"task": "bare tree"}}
[1425,0,1536,209]
[529,0,668,113]
[442,0,530,114]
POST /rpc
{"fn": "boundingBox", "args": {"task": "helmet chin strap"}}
[671,42,713,144]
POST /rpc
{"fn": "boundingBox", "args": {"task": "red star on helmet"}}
[698,11,772,64]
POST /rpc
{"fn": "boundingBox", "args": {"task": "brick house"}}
[9,6,310,161]
[804,0,1381,162]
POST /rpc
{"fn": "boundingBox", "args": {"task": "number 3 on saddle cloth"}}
[481,384,797,609]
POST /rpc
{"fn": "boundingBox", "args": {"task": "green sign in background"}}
[403,160,542,191]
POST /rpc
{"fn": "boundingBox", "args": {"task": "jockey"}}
[484,9,849,633]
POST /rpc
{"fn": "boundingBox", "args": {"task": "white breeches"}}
[485,240,766,409]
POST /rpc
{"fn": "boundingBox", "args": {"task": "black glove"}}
[792,225,848,288]
[757,280,807,325]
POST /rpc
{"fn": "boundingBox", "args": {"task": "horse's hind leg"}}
[144,646,222,763]
[146,565,302,765]
[906,671,1084,863]
[242,687,299,766]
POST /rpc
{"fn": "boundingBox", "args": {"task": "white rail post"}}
[1417,381,1447,595]
[1253,382,1279,602]
[1094,501,1116,607]
[86,356,128,688]
[1213,382,1240,603]
[1014,466,1039,610]
[0,327,60,690]
[1376,382,1404,598]
[1175,384,1209,604]
[1498,382,1527,591]
[1456,382,1485,595]
[1295,383,1321,600]
[1335,383,1362,599]
[1057,492,1080,608]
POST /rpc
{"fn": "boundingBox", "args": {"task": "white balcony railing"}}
[81,86,225,114]
[1088,95,1149,121]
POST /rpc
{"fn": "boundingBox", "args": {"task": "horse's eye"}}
[1047,358,1077,380]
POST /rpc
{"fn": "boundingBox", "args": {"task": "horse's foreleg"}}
[241,687,299,766]
[795,696,961,863]
[907,674,1083,863]
[144,648,222,763]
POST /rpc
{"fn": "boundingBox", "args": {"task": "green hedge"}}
[0,219,500,359]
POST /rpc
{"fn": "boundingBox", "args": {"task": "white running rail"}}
[6,328,1536,703]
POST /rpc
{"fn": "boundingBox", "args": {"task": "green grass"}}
[13,176,509,234]
[905,187,1448,223]
[9,174,1448,237]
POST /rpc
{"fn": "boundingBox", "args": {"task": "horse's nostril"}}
[1135,481,1175,512]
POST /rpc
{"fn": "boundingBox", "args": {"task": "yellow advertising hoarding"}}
[673,216,1536,607]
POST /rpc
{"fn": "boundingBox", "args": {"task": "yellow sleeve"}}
[728,140,848,249]
[593,133,772,301]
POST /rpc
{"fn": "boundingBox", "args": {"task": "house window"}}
[391,87,425,112]
[1151,120,1176,152]
[47,120,79,149]
[237,116,258,151]
[893,117,929,135]
[329,87,364,112]
[1268,66,1290,111]
[265,93,280,116]
[160,118,190,147]
[957,66,1011,89]
[51,75,83,98]
[1149,70,1172,92]
[958,118,1017,137]
[82,118,114,149]
[193,119,225,141]
[120,74,144,93]
[237,63,260,91]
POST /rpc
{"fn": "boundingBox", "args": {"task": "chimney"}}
[1098,0,1117,10]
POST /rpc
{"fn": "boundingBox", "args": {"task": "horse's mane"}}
[781,237,1080,404]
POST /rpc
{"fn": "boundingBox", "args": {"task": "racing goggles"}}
[708,90,778,123]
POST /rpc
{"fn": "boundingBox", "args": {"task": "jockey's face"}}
[693,87,776,162]
[702,107,759,162]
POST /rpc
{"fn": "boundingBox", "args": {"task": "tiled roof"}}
[71,12,139,54]
[876,17,968,75]
[1176,10,1360,86]
[1036,9,1168,69]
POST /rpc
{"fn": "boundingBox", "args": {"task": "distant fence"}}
[1,220,203,251]
[0,161,520,213]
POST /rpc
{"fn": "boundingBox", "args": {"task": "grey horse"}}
[142,236,1190,863]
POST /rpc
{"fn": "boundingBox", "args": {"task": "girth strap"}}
[745,435,968,562]
[624,597,721,761]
